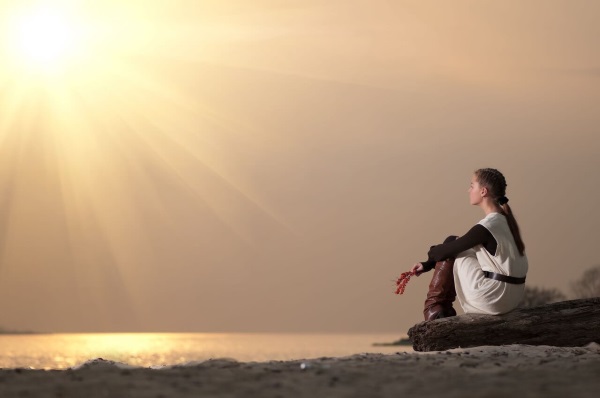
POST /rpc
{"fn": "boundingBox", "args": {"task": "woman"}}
[411,168,528,321]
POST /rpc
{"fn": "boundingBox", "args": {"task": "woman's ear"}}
[481,186,488,197]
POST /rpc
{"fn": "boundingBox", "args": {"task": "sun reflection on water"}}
[0,333,410,370]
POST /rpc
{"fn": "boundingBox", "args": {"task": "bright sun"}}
[9,7,80,72]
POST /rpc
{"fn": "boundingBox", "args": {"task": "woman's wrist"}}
[420,261,436,272]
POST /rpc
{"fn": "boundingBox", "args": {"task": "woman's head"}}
[473,168,508,207]
[472,167,526,256]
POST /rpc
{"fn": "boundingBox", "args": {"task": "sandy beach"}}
[1,344,598,398]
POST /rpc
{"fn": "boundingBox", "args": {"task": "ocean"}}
[0,333,412,369]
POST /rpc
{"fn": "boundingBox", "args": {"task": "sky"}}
[0,0,598,333]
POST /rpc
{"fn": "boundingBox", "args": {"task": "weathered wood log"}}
[408,298,600,352]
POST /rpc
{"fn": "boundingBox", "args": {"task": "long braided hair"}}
[475,168,526,256]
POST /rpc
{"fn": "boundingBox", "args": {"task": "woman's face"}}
[468,175,485,205]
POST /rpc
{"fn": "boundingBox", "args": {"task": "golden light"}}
[0,2,290,332]
[8,6,81,73]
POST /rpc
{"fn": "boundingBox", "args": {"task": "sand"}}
[1,344,599,397]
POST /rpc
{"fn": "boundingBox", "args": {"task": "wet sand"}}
[1,344,599,397]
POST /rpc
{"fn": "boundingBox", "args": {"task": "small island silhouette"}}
[0,326,39,335]
[372,337,412,347]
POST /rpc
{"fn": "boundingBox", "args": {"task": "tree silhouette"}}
[521,286,566,308]
[571,265,600,299]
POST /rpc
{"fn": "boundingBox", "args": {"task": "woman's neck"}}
[480,200,502,215]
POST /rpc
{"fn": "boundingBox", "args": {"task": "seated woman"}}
[411,168,528,321]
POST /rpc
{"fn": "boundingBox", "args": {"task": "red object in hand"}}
[395,270,416,295]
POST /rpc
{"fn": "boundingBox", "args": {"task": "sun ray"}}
[0,1,308,329]
[56,50,298,241]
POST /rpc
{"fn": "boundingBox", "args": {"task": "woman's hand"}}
[411,263,424,276]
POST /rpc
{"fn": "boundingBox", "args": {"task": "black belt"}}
[483,271,526,285]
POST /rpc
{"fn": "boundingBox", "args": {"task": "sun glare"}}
[9,7,80,72]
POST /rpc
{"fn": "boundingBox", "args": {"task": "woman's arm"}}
[427,224,495,262]
[418,235,459,272]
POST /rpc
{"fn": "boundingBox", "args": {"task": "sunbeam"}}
[0,1,296,331]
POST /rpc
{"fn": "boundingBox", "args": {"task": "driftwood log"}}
[408,298,600,352]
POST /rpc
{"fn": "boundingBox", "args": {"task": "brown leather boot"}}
[423,259,457,321]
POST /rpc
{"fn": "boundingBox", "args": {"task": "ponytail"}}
[475,168,526,257]
[500,203,525,256]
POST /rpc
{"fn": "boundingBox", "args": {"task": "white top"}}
[477,212,528,278]
[453,212,528,315]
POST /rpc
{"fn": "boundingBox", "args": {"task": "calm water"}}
[0,333,412,369]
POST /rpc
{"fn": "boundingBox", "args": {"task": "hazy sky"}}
[0,0,599,333]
